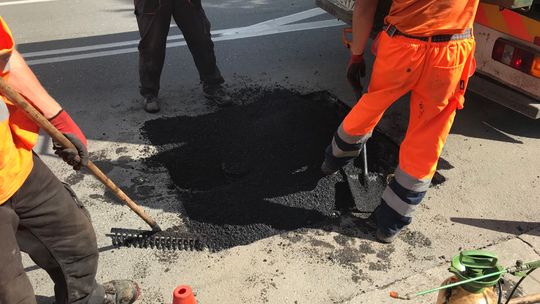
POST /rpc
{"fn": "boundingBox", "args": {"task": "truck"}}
[316,0,540,119]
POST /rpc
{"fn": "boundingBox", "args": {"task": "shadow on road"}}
[452,92,540,143]
[451,217,540,236]
[24,244,117,273]
[374,90,538,148]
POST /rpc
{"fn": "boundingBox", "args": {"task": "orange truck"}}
[316,0,540,119]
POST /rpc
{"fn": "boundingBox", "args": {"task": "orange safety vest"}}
[0,17,39,204]
[385,0,479,36]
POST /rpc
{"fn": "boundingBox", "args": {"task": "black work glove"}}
[52,133,89,171]
[346,53,366,95]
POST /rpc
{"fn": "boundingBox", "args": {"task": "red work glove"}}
[346,53,366,95]
[49,110,88,170]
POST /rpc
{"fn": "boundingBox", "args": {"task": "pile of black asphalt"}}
[142,88,397,251]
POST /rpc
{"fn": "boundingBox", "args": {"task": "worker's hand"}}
[49,110,89,170]
[346,53,366,94]
[52,134,88,170]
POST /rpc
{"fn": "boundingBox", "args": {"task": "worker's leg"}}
[374,38,476,237]
[13,154,104,304]
[323,33,424,173]
[374,97,458,236]
[172,0,224,86]
[135,0,173,98]
[0,202,36,304]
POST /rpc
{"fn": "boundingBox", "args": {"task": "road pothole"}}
[141,87,445,250]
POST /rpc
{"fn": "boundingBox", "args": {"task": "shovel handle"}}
[0,77,161,232]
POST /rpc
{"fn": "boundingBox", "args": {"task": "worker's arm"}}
[347,0,379,94]
[350,0,379,55]
[7,50,62,118]
[8,49,88,170]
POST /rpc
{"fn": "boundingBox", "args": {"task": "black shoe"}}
[203,85,233,107]
[320,159,340,176]
[376,229,398,243]
[103,280,140,304]
[364,212,398,243]
[144,96,160,113]
[364,214,378,230]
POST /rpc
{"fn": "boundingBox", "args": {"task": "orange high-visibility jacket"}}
[0,17,39,204]
[386,0,478,36]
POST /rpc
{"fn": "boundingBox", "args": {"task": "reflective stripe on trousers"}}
[383,167,430,217]
[324,123,371,169]
[375,167,430,235]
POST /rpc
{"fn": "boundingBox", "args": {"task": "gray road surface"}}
[2,0,539,303]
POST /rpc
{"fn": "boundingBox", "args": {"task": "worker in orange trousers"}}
[322,0,478,243]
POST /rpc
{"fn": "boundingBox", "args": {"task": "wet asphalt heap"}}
[142,88,399,251]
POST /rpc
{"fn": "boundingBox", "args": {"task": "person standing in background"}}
[135,0,232,113]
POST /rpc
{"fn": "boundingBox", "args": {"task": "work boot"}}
[103,280,140,304]
[376,229,398,244]
[364,212,398,244]
[364,213,377,230]
[320,159,340,176]
[203,84,233,107]
[144,96,160,113]
[320,144,354,176]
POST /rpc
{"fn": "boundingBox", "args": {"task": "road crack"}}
[518,235,540,256]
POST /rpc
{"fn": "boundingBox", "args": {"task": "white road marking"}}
[249,8,327,27]
[0,0,58,6]
[23,8,330,59]
[24,8,344,66]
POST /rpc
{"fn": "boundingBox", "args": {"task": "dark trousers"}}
[0,154,104,304]
[135,0,224,97]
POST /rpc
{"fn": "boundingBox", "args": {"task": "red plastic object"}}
[172,285,197,304]
[492,38,537,74]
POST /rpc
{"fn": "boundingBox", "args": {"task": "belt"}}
[385,25,473,42]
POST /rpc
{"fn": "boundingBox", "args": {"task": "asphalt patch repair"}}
[141,87,441,251]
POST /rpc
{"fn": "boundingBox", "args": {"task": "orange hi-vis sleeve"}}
[342,32,476,180]
[0,17,36,204]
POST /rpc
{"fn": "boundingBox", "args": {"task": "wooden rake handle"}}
[0,77,161,232]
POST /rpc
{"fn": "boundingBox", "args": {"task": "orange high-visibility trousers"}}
[343,31,476,180]
[324,30,477,236]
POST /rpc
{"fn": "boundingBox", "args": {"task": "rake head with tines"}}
[107,228,204,251]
